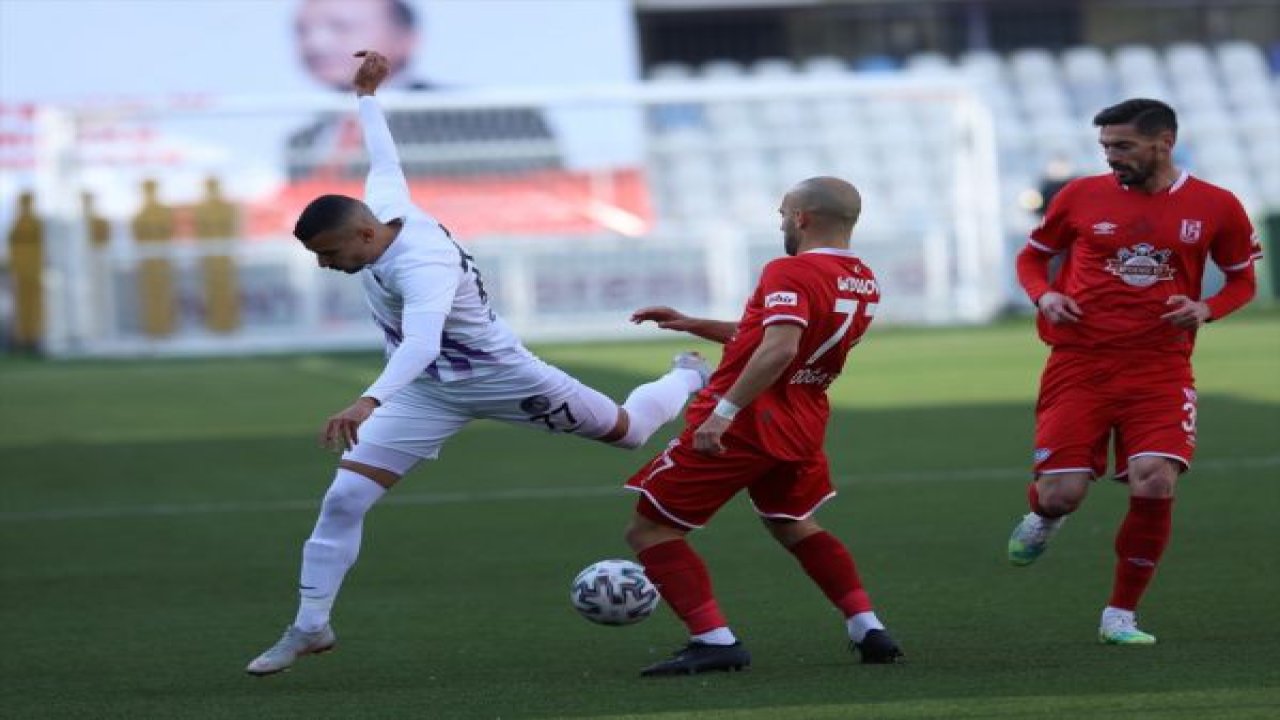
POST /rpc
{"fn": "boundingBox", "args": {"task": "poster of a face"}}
[0,0,644,238]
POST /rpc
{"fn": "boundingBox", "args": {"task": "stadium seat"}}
[801,56,851,77]
[648,62,695,82]
[701,59,746,79]
[750,57,796,77]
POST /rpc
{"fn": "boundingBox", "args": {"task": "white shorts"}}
[343,357,620,473]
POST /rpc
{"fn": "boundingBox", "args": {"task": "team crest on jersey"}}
[765,291,799,308]
[1092,221,1118,236]
[1034,448,1052,463]
[1105,243,1175,287]
[1179,219,1203,244]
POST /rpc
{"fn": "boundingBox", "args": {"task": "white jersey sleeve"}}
[358,95,413,222]
[359,251,461,403]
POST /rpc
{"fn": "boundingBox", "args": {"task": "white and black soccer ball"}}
[570,559,660,626]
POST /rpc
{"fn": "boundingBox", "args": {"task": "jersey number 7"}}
[805,298,865,365]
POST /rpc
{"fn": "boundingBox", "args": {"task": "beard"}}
[783,230,800,256]
[1111,162,1153,186]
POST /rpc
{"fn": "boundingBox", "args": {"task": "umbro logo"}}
[1092,221,1118,235]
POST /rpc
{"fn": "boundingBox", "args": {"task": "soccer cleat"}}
[245,625,337,676]
[1007,512,1064,566]
[639,641,751,677]
[671,351,712,390]
[852,629,904,664]
[1099,611,1157,646]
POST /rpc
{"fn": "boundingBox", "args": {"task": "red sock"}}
[1108,496,1174,610]
[788,531,872,617]
[1028,482,1064,519]
[636,539,726,634]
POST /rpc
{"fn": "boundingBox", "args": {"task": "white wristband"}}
[713,398,741,419]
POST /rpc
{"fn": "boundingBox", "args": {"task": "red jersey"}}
[1028,171,1262,355]
[688,248,880,461]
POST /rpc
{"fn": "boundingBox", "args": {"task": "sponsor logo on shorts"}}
[1034,448,1052,463]
[765,291,798,308]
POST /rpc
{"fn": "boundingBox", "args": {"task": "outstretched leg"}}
[603,353,709,449]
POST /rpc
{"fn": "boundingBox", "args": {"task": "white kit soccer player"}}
[246,51,708,676]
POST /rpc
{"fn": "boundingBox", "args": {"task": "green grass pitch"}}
[1,312,1277,719]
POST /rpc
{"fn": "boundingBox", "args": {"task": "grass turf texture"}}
[2,312,1277,719]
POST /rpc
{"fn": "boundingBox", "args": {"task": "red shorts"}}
[624,433,835,530]
[1034,350,1197,480]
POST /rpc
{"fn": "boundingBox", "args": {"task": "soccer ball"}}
[570,559,660,626]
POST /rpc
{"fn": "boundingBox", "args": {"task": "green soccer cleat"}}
[1099,610,1157,645]
[1007,512,1063,566]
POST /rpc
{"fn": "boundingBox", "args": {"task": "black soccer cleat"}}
[639,641,752,677]
[852,629,904,664]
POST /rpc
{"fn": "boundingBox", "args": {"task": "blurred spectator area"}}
[636,0,1280,233]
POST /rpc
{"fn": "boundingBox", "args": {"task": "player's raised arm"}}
[352,50,411,206]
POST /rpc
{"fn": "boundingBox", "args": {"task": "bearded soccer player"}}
[623,176,902,676]
[1007,98,1262,645]
[245,51,709,676]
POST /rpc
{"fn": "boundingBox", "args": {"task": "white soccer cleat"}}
[671,351,711,390]
[245,625,337,676]
[1007,512,1064,566]
[1099,608,1157,645]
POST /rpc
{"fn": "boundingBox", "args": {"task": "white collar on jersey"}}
[802,247,857,257]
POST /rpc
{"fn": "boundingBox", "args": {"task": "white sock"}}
[293,469,386,632]
[846,611,885,643]
[692,627,737,646]
[1101,606,1135,625]
[614,369,699,448]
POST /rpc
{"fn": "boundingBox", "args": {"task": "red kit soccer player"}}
[1007,99,1263,644]
[624,176,902,676]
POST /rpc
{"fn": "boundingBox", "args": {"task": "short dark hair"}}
[294,194,364,242]
[1093,98,1177,137]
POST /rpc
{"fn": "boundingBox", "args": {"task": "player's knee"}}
[320,481,377,523]
[1036,481,1086,516]
[762,517,821,548]
[1128,459,1179,497]
[624,513,682,552]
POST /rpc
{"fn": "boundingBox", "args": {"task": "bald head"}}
[789,176,862,230]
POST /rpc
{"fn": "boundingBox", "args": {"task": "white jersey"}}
[356,96,532,401]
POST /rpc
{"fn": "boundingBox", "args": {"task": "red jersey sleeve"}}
[1028,178,1081,254]
[756,259,811,329]
[1210,192,1264,273]
[1206,191,1262,321]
